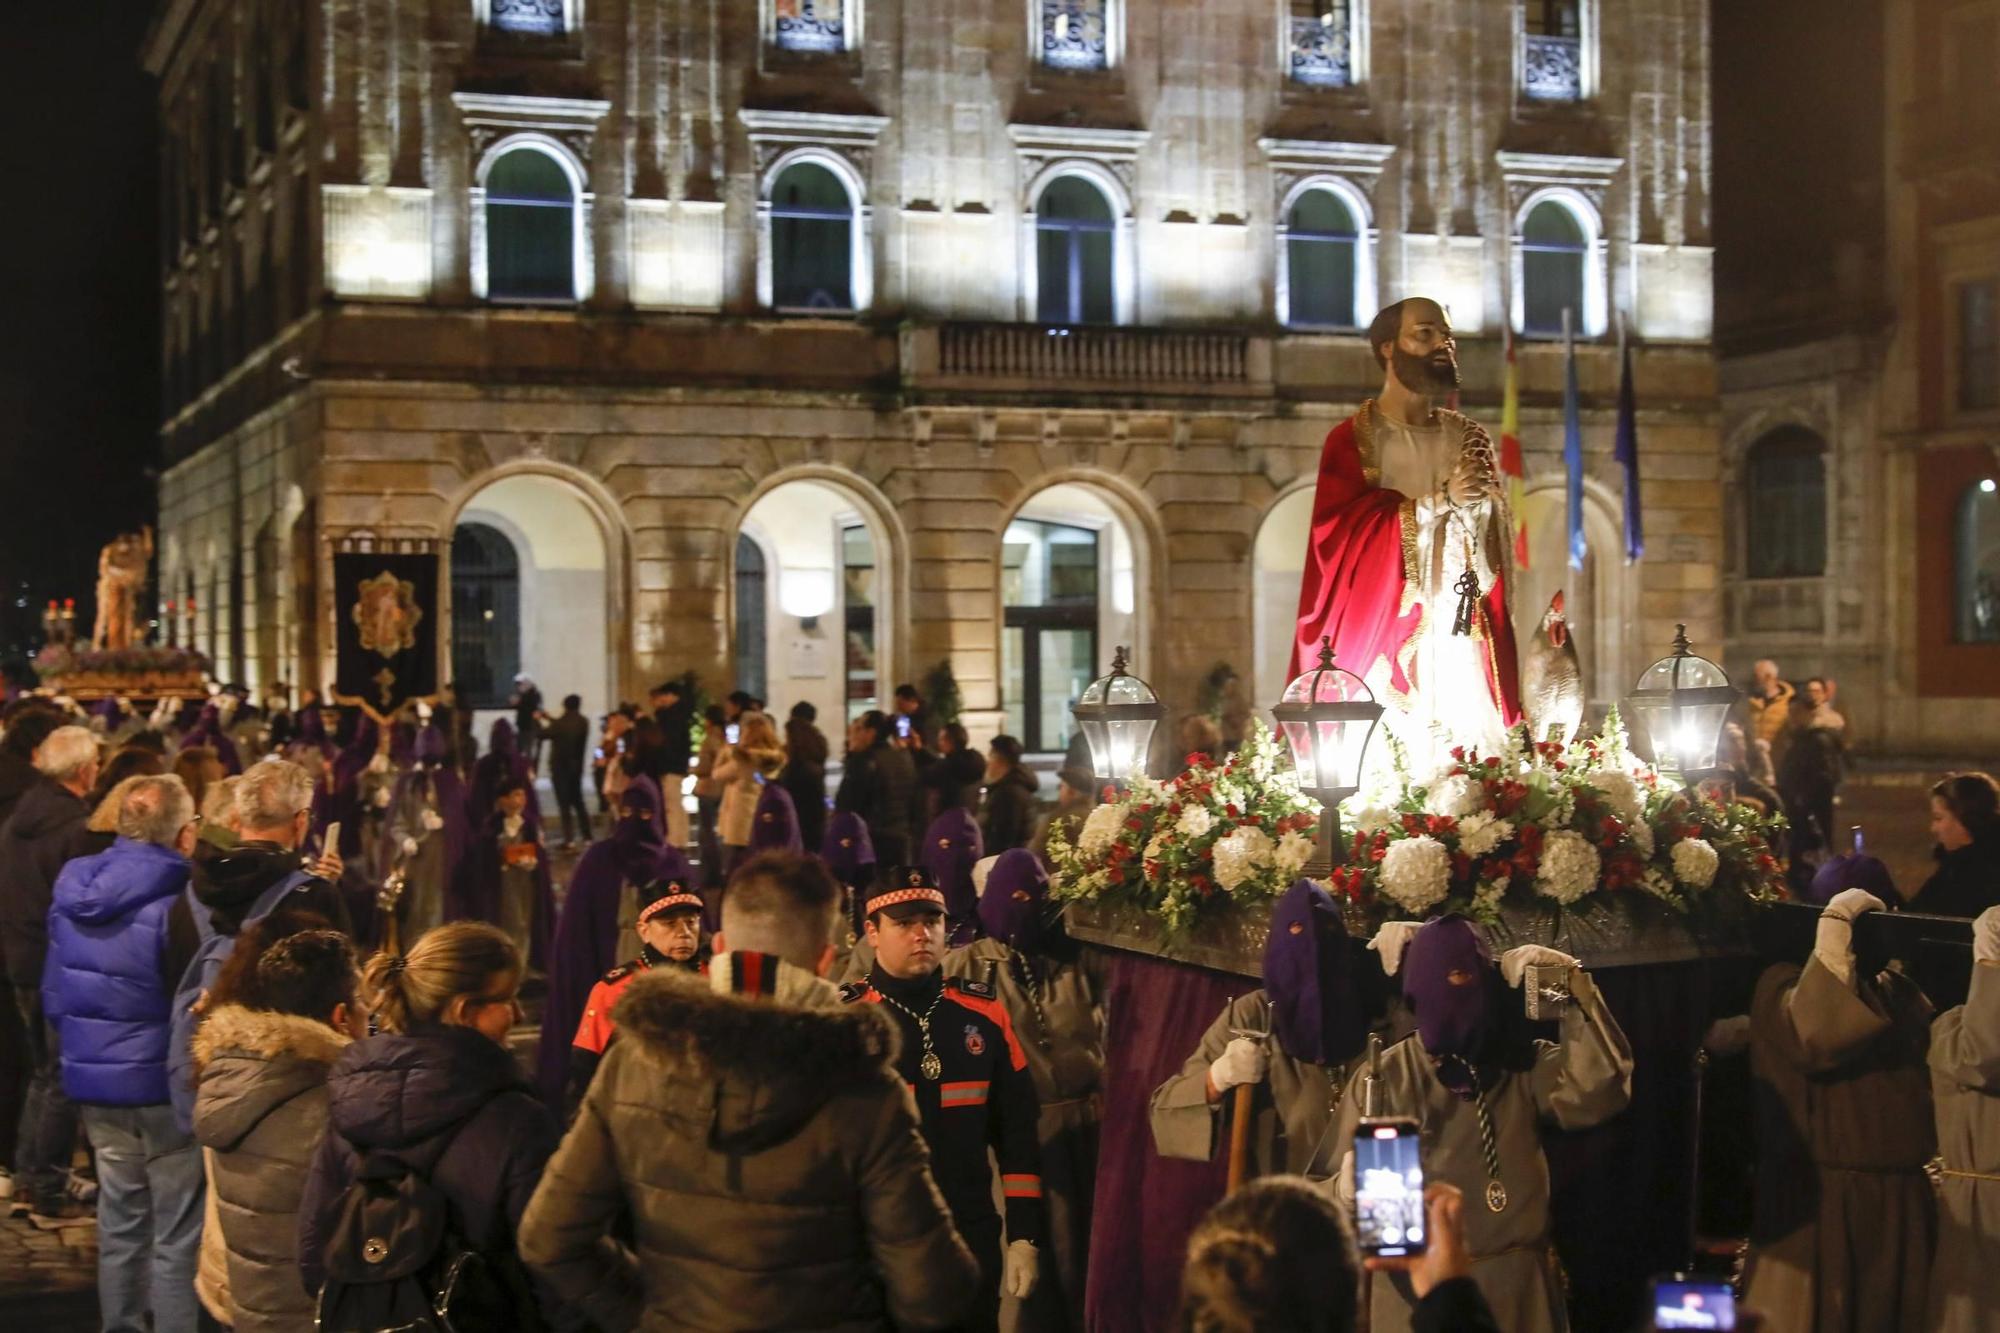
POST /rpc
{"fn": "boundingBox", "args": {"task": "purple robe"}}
[748,782,803,853]
[180,704,243,776]
[469,718,539,833]
[454,809,555,972]
[921,807,984,945]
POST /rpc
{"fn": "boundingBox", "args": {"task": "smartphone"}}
[1352,1120,1426,1258]
[1650,1274,1736,1330]
[321,822,342,857]
[725,723,740,745]
[895,715,912,739]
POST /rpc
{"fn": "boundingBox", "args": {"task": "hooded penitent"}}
[469,719,538,833]
[536,783,691,1104]
[1401,915,1513,1099]
[976,847,1055,952]
[182,702,244,775]
[1261,877,1372,1068]
[747,782,803,854]
[1807,850,1901,910]
[920,807,983,942]
[821,811,876,934]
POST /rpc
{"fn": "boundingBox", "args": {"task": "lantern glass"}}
[1628,639,1735,777]
[1073,650,1166,784]
[1272,641,1382,804]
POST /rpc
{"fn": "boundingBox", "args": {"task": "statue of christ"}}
[1292,298,1523,766]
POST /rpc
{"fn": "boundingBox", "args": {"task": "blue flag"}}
[1614,335,1644,563]
[1563,314,1586,572]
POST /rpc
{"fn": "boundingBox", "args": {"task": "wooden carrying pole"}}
[1226,1082,1255,1192]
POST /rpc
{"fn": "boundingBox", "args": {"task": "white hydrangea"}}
[1628,818,1656,859]
[1456,811,1515,859]
[1078,802,1128,857]
[1353,805,1398,834]
[1640,867,1683,903]
[1586,768,1645,825]
[1212,826,1276,892]
[1671,837,1720,890]
[1536,829,1602,905]
[1176,805,1214,840]
[1425,773,1484,818]
[1379,835,1453,913]
[1273,830,1316,878]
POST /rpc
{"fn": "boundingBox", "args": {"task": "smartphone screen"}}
[1650,1275,1736,1330]
[725,724,740,745]
[1352,1120,1425,1258]
[896,715,912,738]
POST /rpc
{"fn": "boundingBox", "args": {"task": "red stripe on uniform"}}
[940,1081,989,1106]
[1001,1174,1043,1199]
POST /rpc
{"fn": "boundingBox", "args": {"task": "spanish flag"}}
[1499,325,1529,567]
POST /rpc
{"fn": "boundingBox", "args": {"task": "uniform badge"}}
[964,1024,985,1056]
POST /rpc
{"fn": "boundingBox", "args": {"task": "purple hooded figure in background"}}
[822,810,876,936]
[180,702,243,775]
[386,719,419,769]
[1807,846,1901,909]
[535,782,690,1104]
[1261,878,1374,1069]
[287,704,338,764]
[469,718,538,833]
[976,847,1056,952]
[921,806,984,945]
[747,781,803,854]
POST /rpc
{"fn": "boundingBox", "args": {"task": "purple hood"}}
[976,848,1052,950]
[1261,878,1370,1067]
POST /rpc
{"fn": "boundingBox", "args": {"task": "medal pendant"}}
[1485,1180,1508,1213]
[920,1050,943,1081]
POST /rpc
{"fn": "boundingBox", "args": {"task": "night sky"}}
[0,5,160,664]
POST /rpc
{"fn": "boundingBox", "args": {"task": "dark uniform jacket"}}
[566,944,705,1110]
[844,970,1044,1246]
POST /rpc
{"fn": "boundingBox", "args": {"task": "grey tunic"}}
[387,784,449,944]
[1744,957,1936,1333]
[1150,991,1354,1181]
[1329,967,1633,1333]
[1929,961,2000,1333]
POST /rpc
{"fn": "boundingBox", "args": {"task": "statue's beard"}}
[1394,346,1460,394]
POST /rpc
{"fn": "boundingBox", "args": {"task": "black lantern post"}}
[1070,645,1168,791]
[1623,624,1740,786]
[1272,637,1384,874]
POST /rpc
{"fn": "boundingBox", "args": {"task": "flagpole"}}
[1563,307,1585,574]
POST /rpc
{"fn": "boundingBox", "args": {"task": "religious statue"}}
[92,526,153,651]
[1292,298,1522,764]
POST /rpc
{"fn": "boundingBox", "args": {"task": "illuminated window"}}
[1524,0,1583,101]
[1283,187,1359,328]
[771,162,855,311]
[1521,199,1587,335]
[1959,480,2000,642]
[490,0,567,37]
[1036,176,1115,324]
[1038,0,1114,72]
[1959,280,1999,411]
[1286,1,1353,88]
[485,147,577,302]
[774,0,847,53]
[1744,427,1828,580]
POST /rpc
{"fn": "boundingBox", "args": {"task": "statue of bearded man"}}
[92,526,153,651]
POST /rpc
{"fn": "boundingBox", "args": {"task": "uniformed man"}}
[1151,877,1382,1181]
[844,866,1044,1331]
[567,878,707,1112]
[945,849,1104,1332]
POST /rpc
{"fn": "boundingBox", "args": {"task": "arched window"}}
[735,533,769,699]
[1744,427,1828,579]
[770,161,855,311]
[1283,187,1360,328]
[1522,199,1587,335]
[451,522,520,709]
[1958,478,2000,643]
[485,147,578,302]
[486,148,580,300]
[1036,175,1116,325]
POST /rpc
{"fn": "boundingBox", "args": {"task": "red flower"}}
[1124,818,1143,832]
[1450,746,1467,762]
[1401,813,1427,835]
[1425,814,1457,836]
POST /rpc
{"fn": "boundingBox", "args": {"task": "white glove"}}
[1003,1239,1040,1300]
[1369,921,1424,976]
[1974,905,2000,966]
[421,809,444,832]
[367,753,391,775]
[1815,889,1884,983]
[1500,945,1579,989]
[399,836,420,858]
[1209,1036,1269,1092]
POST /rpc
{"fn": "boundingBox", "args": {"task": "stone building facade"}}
[1717,0,2000,757]
[145,0,1720,749]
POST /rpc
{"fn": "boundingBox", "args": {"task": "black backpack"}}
[314,1117,512,1333]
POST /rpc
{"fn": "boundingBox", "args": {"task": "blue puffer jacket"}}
[42,837,191,1106]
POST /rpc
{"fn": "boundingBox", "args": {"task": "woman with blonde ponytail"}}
[297,923,560,1327]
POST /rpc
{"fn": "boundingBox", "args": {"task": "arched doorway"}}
[451,473,614,725]
[1253,488,1315,710]
[736,477,891,726]
[1003,483,1144,755]
[1513,483,1630,709]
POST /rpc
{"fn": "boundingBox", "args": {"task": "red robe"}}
[1292,404,1524,726]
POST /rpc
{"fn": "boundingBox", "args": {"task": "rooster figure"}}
[1521,591,1585,745]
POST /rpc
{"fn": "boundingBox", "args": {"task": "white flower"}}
[1457,811,1515,858]
[1586,769,1644,825]
[1379,835,1453,913]
[1628,819,1656,859]
[1640,867,1682,903]
[1078,803,1127,857]
[1353,805,1397,834]
[1144,830,1171,862]
[1176,805,1214,840]
[1535,830,1602,905]
[1671,837,1720,890]
[1426,773,1483,818]
[1273,830,1315,878]
[1211,825,1276,891]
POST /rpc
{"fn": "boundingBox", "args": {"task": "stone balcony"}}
[900,321,1275,404]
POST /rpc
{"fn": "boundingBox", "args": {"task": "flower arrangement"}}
[1047,721,1320,931]
[1338,709,1785,924]
[34,643,211,678]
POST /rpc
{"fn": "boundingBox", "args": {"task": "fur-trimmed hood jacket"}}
[519,954,980,1332]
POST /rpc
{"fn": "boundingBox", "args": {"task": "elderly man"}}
[164,758,346,1132]
[0,724,100,1223]
[43,776,204,1331]
[1744,658,1796,755]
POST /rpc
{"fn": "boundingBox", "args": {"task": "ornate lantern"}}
[1070,645,1167,788]
[1272,637,1383,871]
[1624,624,1739,785]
